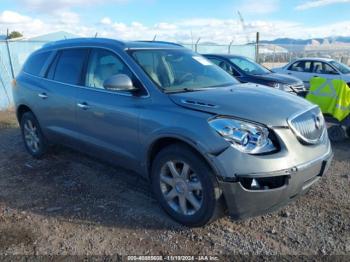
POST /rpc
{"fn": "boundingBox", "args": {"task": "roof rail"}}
[135,40,183,47]
[41,37,126,48]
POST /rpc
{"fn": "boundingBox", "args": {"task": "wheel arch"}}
[16,104,33,122]
[146,136,220,180]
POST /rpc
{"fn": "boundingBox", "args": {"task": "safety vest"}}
[306,77,350,122]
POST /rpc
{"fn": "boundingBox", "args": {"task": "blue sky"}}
[1,0,350,43]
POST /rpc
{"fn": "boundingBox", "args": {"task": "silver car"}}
[13,38,333,227]
[273,58,350,88]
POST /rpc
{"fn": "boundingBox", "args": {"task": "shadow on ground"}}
[0,127,183,231]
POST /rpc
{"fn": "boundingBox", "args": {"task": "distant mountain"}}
[260,36,350,45]
[28,31,80,41]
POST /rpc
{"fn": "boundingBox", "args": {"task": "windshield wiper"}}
[205,83,234,88]
[164,87,209,94]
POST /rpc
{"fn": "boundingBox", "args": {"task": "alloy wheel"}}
[159,160,203,216]
[23,119,40,153]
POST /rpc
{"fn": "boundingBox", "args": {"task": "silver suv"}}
[12,38,333,227]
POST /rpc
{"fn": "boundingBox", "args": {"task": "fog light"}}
[251,178,260,190]
[239,176,288,190]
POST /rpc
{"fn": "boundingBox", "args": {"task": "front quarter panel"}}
[138,99,230,173]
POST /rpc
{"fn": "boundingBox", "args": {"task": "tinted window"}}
[304,61,312,72]
[229,57,270,75]
[323,63,338,74]
[23,51,51,76]
[53,49,88,85]
[312,62,323,74]
[208,58,240,77]
[85,49,133,89]
[289,61,312,72]
[208,58,223,66]
[46,53,60,79]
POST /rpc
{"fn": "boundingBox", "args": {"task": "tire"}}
[346,127,350,138]
[328,125,346,142]
[20,112,48,158]
[151,143,222,227]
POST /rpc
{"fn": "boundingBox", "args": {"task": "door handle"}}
[287,72,292,75]
[38,93,48,99]
[77,102,89,110]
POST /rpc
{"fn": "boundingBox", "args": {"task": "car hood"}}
[168,84,314,127]
[252,73,301,85]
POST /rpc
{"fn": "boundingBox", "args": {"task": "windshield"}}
[329,61,350,74]
[130,49,238,92]
[229,57,270,75]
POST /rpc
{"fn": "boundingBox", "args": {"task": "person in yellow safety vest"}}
[306,77,350,122]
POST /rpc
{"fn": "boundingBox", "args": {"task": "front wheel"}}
[20,112,48,158]
[151,144,222,227]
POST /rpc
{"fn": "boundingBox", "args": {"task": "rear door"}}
[75,48,146,166]
[285,60,313,86]
[36,48,89,142]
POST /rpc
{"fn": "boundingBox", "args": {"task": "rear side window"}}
[208,58,240,77]
[52,49,88,85]
[289,61,312,72]
[23,51,51,76]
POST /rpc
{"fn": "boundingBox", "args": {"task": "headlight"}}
[209,117,277,154]
[273,83,292,92]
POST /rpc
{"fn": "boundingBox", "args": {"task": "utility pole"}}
[5,28,15,79]
[228,40,234,54]
[255,32,260,63]
[195,38,201,53]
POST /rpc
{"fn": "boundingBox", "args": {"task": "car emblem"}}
[314,114,322,130]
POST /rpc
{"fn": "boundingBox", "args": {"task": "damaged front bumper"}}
[215,143,333,220]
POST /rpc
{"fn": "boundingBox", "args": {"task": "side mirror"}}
[103,74,138,92]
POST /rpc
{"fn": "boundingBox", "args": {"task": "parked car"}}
[13,38,333,227]
[272,58,350,88]
[203,54,306,96]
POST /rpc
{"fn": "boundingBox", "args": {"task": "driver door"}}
[312,61,341,81]
[75,48,145,167]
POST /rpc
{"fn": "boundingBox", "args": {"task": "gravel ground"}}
[0,110,349,258]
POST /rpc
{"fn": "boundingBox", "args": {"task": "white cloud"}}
[100,17,113,25]
[0,11,32,24]
[19,0,130,12]
[239,0,280,14]
[54,11,80,25]
[296,0,350,10]
[1,10,350,44]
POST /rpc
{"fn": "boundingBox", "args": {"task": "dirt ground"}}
[0,110,349,258]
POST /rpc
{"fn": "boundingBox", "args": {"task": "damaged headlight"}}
[209,117,277,154]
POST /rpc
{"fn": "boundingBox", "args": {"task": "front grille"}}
[288,106,325,144]
[291,84,305,92]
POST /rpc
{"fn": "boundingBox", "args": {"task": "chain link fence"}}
[1,39,349,110]
[259,43,350,69]
[0,40,49,109]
